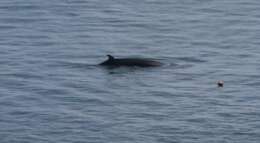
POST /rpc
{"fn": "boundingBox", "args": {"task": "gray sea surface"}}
[1,0,260,142]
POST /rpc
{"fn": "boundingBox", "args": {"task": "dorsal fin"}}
[107,55,114,60]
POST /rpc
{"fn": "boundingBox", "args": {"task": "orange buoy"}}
[217,80,224,87]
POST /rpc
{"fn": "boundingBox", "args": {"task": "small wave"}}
[176,57,207,63]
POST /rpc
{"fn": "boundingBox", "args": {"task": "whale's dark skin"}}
[99,55,162,67]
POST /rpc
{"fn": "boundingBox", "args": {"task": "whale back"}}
[100,55,162,67]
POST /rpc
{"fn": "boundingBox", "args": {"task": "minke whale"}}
[99,55,162,67]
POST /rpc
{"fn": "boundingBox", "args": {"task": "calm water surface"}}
[1,0,260,142]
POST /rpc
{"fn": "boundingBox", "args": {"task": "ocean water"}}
[1,0,260,142]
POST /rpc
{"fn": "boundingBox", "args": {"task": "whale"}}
[99,55,162,67]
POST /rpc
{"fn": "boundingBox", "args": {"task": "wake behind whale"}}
[99,55,162,67]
